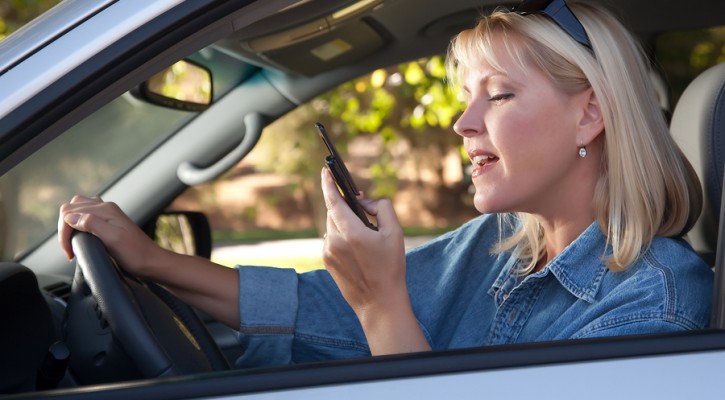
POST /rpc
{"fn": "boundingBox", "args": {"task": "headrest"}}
[670,62,725,259]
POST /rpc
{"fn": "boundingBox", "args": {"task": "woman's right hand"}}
[320,168,430,355]
[58,195,163,278]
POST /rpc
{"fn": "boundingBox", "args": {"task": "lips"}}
[468,150,498,177]
[472,154,497,166]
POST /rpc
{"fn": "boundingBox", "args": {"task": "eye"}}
[489,93,513,105]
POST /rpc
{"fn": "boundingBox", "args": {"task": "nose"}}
[453,103,484,138]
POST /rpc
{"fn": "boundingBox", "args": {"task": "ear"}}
[575,87,604,146]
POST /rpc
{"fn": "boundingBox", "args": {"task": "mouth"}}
[468,151,499,177]
[471,154,498,167]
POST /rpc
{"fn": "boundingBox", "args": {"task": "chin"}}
[472,193,501,215]
[471,185,521,215]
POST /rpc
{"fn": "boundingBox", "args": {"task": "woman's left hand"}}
[320,168,430,355]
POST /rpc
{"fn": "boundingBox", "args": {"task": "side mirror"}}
[132,59,213,112]
[144,211,212,259]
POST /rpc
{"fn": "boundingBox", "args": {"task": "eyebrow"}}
[462,71,509,94]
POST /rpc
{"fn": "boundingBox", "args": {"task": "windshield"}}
[0,95,194,261]
[0,46,253,261]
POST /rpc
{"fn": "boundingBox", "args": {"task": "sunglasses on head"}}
[515,0,593,52]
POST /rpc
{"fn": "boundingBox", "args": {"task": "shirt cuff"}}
[234,265,299,367]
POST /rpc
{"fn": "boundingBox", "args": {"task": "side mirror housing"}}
[144,211,212,259]
[131,59,212,112]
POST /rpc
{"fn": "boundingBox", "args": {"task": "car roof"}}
[0,1,115,76]
[216,0,724,77]
[1,0,720,174]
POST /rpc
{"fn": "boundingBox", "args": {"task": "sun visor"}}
[237,0,387,76]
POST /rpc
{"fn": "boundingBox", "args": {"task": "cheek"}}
[490,110,575,190]
[491,115,548,166]
[500,105,573,159]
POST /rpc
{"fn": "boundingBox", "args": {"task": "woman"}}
[59,0,712,366]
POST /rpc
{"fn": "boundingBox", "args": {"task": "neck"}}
[536,217,595,269]
[532,140,603,269]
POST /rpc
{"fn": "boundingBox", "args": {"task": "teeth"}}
[472,155,494,166]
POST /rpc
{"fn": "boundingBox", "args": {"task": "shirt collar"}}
[490,220,609,303]
[545,221,609,303]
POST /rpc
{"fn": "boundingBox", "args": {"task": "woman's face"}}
[454,37,592,217]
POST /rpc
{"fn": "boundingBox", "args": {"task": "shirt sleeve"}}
[234,265,369,368]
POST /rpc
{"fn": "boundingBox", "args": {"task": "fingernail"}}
[64,213,80,225]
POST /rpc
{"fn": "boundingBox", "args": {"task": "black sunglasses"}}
[515,0,593,52]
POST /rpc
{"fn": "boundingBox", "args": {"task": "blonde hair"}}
[446,2,702,272]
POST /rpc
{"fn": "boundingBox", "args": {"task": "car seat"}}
[0,263,56,393]
[670,61,725,329]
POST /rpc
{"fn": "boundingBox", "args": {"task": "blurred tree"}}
[253,56,469,235]
[321,56,465,198]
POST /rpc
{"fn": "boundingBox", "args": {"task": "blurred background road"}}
[211,236,434,273]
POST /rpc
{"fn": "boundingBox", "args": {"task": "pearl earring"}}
[578,146,587,158]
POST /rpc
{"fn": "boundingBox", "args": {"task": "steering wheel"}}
[65,232,230,382]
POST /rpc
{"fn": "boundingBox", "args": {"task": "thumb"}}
[60,212,101,260]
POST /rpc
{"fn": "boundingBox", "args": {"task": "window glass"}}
[0,47,252,261]
[173,56,480,271]
[0,97,194,260]
[655,26,725,107]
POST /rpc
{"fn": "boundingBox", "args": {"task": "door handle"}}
[176,112,264,185]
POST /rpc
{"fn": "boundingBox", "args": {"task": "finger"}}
[64,201,125,233]
[320,168,369,234]
[58,197,101,260]
[320,168,343,209]
[355,190,367,200]
[64,211,125,249]
[58,208,77,260]
[61,200,124,223]
[58,200,127,259]
[60,202,97,218]
[372,198,402,234]
[70,195,102,204]
[320,168,351,225]
[358,198,377,216]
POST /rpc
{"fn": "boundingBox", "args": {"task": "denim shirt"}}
[234,214,712,367]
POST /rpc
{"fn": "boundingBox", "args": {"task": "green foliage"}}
[258,55,466,199]
[240,206,258,223]
[148,61,212,105]
[250,55,469,234]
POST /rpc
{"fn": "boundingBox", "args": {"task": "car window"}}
[0,96,193,261]
[177,26,725,273]
[654,25,725,107]
[0,47,254,261]
[171,55,477,270]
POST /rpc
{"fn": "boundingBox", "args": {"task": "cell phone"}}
[315,122,378,231]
